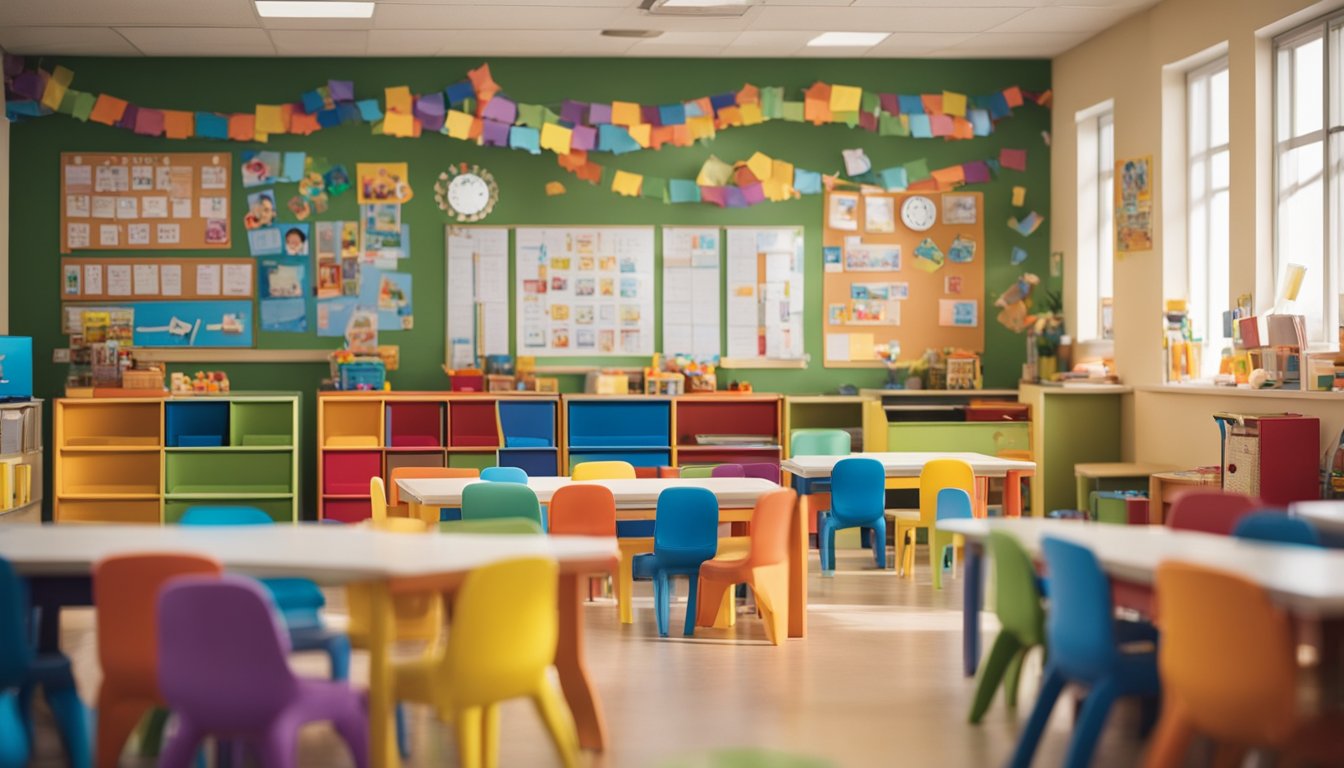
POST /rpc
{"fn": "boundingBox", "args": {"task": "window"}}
[1187,58,1230,374]
[1076,103,1115,341]
[1274,17,1339,344]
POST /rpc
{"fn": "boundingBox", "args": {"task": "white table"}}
[1291,500,1344,537]
[0,524,618,768]
[780,451,1035,480]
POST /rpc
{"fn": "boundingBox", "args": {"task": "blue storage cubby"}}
[498,447,559,477]
[566,400,670,449]
[165,401,229,447]
[499,400,556,448]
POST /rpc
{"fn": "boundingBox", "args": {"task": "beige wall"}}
[1053,0,1344,463]
[1,53,7,335]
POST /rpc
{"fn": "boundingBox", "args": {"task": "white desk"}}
[780,451,1035,480]
[1291,500,1344,537]
[0,524,618,768]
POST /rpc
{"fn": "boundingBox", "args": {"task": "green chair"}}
[968,530,1046,723]
[679,465,717,479]
[460,482,543,529]
[438,518,543,534]
[790,429,851,456]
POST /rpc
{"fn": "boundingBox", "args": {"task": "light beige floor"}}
[31,547,1149,767]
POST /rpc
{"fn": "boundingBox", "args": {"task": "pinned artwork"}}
[864,196,896,233]
[829,192,859,231]
[356,162,413,204]
[941,194,978,225]
[948,236,976,264]
[939,299,978,328]
[913,238,945,273]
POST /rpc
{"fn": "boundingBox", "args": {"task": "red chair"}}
[1165,489,1260,535]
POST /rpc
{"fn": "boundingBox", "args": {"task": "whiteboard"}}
[444,226,509,368]
[661,227,721,360]
[725,227,805,361]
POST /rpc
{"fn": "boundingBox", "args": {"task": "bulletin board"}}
[60,257,256,301]
[445,226,510,368]
[724,227,805,363]
[822,190,985,366]
[60,151,232,253]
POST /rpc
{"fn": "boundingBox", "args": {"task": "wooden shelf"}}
[165,445,293,452]
[59,446,162,453]
[58,491,161,500]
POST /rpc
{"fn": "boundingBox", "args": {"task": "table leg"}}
[974,477,989,518]
[788,488,808,639]
[963,541,985,677]
[1004,471,1028,518]
[616,539,650,625]
[368,581,399,768]
[556,572,607,751]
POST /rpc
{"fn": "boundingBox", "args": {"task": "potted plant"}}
[1033,289,1065,381]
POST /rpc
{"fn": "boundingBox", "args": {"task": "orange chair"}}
[92,554,222,768]
[1165,489,1259,535]
[549,484,620,603]
[695,488,797,645]
[388,466,480,525]
[1144,562,1344,767]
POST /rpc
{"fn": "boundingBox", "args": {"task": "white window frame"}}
[1075,102,1115,342]
[1187,56,1230,375]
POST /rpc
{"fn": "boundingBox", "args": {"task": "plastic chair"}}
[156,575,369,768]
[1165,489,1259,535]
[1010,537,1160,768]
[1144,562,1344,767]
[710,464,746,478]
[789,429,851,456]
[631,488,721,637]
[572,461,636,481]
[817,457,887,574]
[573,459,650,609]
[894,459,975,588]
[92,554,222,768]
[439,518,544,534]
[695,489,797,645]
[0,557,89,768]
[1232,511,1321,547]
[679,465,716,479]
[462,482,543,529]
[740,463,781,482]
[548,485,618,537]
[389,557,579,768]
[967,531,1045,724]
[387,466,479,524]
[481,466,529,484]
[179,506,351,682]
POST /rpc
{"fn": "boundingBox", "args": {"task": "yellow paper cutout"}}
[385,86,413,115]
[612,170,643,197]
[746,152,774,183]
[255,104,287,135]
[829,85,862,113]
[772,159,795,185]
[763,179,793,202]
[445,110,474,140]
[611,101,641,127]
[1012,186,1026,206]
[941,91,968,117]
[696,155,733,187]
[627,123,652,148]
[545,181,567,196]
[739,102,764,126]
[41,66,74,112]
[686,116,716,141]
[383,111,416,138]
[540,122,573,155]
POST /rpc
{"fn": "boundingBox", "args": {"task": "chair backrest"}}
[653,487,720,567]
[462,481,542,527]
[1166,489,1259,535]
[745,489,797,567]
[740,463,780,483]
[443,557,558,706]
[830,457,886,526]
[481,466,529,484]
[439,518,544,534]
[1040,537,1118,682]
[157,575,299,729]
[679,465,716,479]
[179,505,273,526]
[572,460,636,481]
[0,557,32,685]
[790,429,851,457]
[936,487,974,522]
[987,531,1045,645]
[1233,511,1321,547]
[547,484,617,537]
[388,466,479,507]
[93,554,222,694]
[919,459,975,525]
[710,464,746,478]
[1155,561,1298,745]
[370,476,389,520]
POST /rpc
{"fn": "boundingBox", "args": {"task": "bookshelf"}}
[0,400,43,524]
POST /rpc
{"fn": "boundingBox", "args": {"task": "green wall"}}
[10,56,1051,518]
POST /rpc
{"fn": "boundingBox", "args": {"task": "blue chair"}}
[631,487,720,637]
[1233,511,1322,547]
[481,466,529,484]
[0,557,89,768]
[818,457,887,574]
[1010,537,1161,768]
[178,506,350,682]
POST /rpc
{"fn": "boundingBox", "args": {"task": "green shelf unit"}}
[1018,383,1127,516]
[782,396,870,457]
[885,422,1031,455]
[230,399,298,447]
[164,497,295,524]
[446,451,497,472]
[165,450,295,498]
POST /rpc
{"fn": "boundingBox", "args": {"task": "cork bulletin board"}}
[822,190,985,366]
[60,256,256,301]
[60,151,232,253]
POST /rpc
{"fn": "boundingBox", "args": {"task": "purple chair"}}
[741,463,781,483]
[156,575,369,768]
[710,464,746,478]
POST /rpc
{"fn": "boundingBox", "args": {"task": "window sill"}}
[1135,383,1343,400]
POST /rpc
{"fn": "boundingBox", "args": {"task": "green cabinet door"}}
[886,422,1030,455]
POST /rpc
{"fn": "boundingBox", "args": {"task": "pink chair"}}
[741,463,781,483]
[156,575,369,768]
[710,464,746,478]
[1166,489,1260,535]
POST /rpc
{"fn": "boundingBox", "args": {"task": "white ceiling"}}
[0,0,1160,59]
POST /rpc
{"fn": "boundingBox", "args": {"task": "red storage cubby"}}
[675,400,779,447]
[323,499,373,523]
[449,401,499,448]
[322,450,382,495]
[386,402,444,447]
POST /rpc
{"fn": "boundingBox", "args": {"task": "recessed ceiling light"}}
[255,1,375,19]
[807,32,890,47]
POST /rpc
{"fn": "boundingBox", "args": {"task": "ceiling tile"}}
[268,29,369,56]
[0,0,257,28]
[437,29,638,56]
[600,7,762,32]
[375,3,625,30]
[723,30,811,56]
[0,26,142,56]
[931,30,1088,57]
[115,26,276,56]
[365,29,451,55]
[863,31,978,56]
[377,0,633,5]
[851,0,1042,6]
[988,4,1133,33]
[635,30,741,46]
[626,44,730,57]
[749,5,1027,33]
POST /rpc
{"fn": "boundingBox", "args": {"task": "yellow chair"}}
[391,557,579,768]
[571,461,642,623]
[571,460,635,481]
[347,477,442,647]
[892,459,974,589]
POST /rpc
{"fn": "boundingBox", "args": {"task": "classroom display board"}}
[60,257,255,301]
[661,227,721,360]
[725,227,805,362]
[60,152,231,253]
[445,226,510,368]
[822,191,985,365]
[515,227,655,356]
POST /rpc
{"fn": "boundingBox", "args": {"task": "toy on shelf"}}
[946,351,983,390]
[660,354,717,393]
[485,355,517,392]
[331,351,386,391]
[170,370,231,395]
[446,367,484,392]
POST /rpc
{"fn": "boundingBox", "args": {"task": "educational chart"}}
[515,227,655,356]
[60,257,255,300]
[60,152,231,253]
[661,227,721,360]
[724,227,805,361]
[822,190,985,365]
[445,226,509,368]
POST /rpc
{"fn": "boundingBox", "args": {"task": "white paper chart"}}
[515,227,655,356]
[445,226,509,368]
[661,227,721,360]
[725,227,805,361]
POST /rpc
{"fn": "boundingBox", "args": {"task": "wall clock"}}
[434,164,498,222]
[900,195,938,232]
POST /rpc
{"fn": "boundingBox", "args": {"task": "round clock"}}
[434,164,498,222]
[900,195,937,232]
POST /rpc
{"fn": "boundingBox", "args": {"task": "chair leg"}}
[135,707,169,757]
[1063,678,1119,768]
[0,691,29,768]
[1002,645,1028,710]
[44,679,91,768]
[330,696,371,768]
[696,576,732,628]
[532,682,579,768]
[871,518,887,569]
[968,632,1023,724]
[455,707,483,768]
[930,530,943,590]
[324,633,352,682]
[480,704,500,768]
[157,719,203,768]
[96,692,149,768]
[893,522,907,575]
[1141,699,1196,768]
[394,703,410,759]
[1009,665,1066,768]
[683,573,700,637]
[752,565,789,646]
[654,571,671,637]
[817,516,832,573]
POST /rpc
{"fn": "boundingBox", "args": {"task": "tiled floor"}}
[31,548,1148,767]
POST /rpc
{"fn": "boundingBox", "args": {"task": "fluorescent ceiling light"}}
[255,1,374,18]
[808,32,890,47]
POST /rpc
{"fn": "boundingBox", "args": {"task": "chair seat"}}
[699,554,752,582]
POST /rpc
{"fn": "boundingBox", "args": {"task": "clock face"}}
[901,195,937,232]
[434,165,498,222]
[447,173,490,215]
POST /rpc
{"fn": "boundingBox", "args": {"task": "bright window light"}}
[807,32,890,47]
[255,1,375,19]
